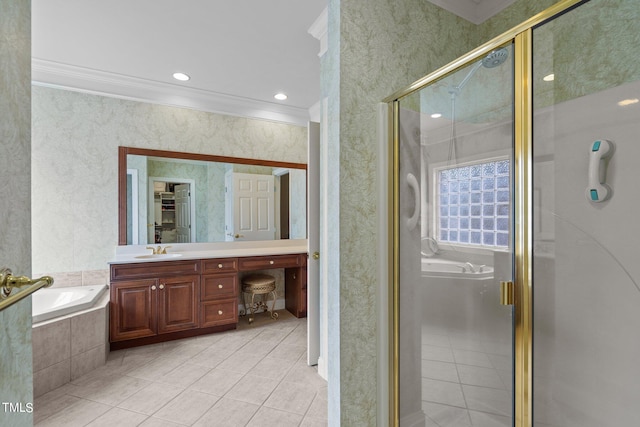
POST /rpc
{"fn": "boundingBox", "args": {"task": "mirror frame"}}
[118,146,307,245]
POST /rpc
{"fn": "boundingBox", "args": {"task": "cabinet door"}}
[157,275,200,334]
[110,279,157,342]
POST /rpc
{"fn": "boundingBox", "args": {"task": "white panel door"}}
[175,184,191,243]
[228,173,275,241]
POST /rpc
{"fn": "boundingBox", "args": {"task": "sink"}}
[135,253,182,260]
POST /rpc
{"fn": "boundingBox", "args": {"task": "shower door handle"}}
[406,173,420,231]
[500,281,514,305]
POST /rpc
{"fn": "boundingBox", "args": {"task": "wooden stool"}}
[241,274,278,324]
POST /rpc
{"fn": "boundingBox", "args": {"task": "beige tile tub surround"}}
[33,269,110,288]
[33,298,109,397]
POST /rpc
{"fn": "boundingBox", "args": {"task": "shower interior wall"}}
[533,80,640,426]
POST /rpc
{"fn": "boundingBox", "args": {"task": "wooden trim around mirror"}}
[118,146,307,245]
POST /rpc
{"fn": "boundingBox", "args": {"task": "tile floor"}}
[34,311,327,427]
[420,326,513,427]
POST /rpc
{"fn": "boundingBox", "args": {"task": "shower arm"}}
[449,61,483,96]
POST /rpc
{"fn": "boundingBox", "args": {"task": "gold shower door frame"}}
[385,1,585,426]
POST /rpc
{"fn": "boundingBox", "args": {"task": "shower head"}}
[449,47,509,95]
[481,48,509,68]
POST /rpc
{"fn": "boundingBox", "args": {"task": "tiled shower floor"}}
[34,311,327,427]
[421,326,513,427]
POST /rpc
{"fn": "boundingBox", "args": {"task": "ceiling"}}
[32,0,514,126]
[32,0,328,125]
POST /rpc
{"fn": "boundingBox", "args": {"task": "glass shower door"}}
[396,43,516,426]
[532,0,640,425]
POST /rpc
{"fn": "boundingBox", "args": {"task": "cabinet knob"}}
[269,260,274,265]
[151,285,157,291]
[218,264,223,269]
[218,310,223,315]
[159,284,165,290]
[218,284,223,289]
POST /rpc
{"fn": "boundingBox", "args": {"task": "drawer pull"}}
[218,263,223,269]
[218,284,223,289]
[151,285,157,291]
[159,284,165,290]
[218,310,223,315]
[269,260,274,265]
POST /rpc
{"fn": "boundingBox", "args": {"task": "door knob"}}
[312,252,320,260]
[159,284,165,290]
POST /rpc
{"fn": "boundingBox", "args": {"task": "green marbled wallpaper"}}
[0,0,33,425]
[328,0,608,424]
[331,1,478,425]
[31,87,307,274]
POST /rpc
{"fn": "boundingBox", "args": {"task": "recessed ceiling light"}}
[173,72,190,81]
[274,93,288,101]
[618,98,639,107]
[543,73,555,82]
[430,113,442,119]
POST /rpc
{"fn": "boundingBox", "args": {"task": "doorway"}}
[148,177,196,244]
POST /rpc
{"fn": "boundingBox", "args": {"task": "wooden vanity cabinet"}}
[200,258,239,328]
[238,253,308,318]
[110,252,308,349]
[285,261,307,318]
[110,260,201,345]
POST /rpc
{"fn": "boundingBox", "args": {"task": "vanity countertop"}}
[109,239,308,264]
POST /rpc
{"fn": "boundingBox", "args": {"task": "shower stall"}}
[387,0,640,425]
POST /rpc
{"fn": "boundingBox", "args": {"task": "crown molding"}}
[308,7,328,57]
[31,58,310,126]
[427,0,517,24]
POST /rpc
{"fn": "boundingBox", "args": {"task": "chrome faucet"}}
[464,262,476,273]
[456,262,477,273]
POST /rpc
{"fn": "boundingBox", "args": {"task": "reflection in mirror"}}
[119,147,307,245]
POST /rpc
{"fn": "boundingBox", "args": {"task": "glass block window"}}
[436,158,510,248]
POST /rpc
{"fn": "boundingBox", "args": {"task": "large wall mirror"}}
[118,147,307,245]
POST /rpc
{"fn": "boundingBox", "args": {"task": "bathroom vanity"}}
[108,241,307,350]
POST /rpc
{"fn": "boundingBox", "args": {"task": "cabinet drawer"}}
[202,258,238,274]
[202,274,237,301]
[238,254,303,271]
[200,299,237,328]
[111,260,200,280]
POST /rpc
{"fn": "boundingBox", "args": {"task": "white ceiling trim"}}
[32,58,310,126]
[427,0,517,24]
[308,7,328,58]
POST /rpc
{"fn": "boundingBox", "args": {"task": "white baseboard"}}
[317,356,328,380]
